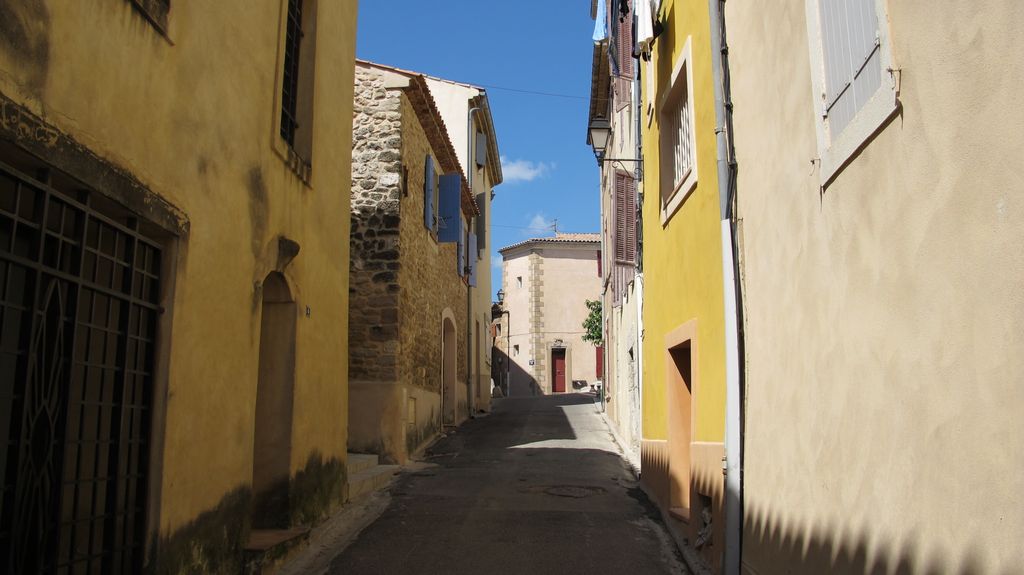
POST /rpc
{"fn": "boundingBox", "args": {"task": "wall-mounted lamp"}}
[588,117,643,174]
[495,288,511,397]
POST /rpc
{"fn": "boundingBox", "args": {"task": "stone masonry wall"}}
[349,67,402,384]
[397,96,468,400]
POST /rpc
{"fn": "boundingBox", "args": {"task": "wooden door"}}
[552,349,566,393]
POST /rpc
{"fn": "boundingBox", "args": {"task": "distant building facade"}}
[348,61,483,464]
[498,234,602,396]
[0,2,358,573]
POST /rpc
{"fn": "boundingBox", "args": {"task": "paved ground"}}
[306,393,687,575]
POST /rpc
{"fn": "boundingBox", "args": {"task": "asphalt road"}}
[326,393,688,575]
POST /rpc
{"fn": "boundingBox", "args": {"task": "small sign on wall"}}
[529,359,535,366]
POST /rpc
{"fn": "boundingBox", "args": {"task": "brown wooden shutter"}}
[622,173,636,264]
[618,0,634,78]
[614,171,636,264]
[612,171,637,307]
[614,172,626,262]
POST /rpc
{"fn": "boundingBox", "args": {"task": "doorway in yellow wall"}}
[252,272,296,528]
[666,321,697,522]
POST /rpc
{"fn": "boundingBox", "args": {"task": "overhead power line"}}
[473,83,587,100]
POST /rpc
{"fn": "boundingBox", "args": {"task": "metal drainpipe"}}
[708,0,743,572]
[466,106,480,418]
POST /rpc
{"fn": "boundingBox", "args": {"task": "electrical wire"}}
[472,83,587,100]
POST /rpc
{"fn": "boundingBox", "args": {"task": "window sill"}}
[660,170,697,226]
[272,136,312,187]
[817,89,899,190]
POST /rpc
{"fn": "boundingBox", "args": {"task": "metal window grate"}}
[0,161,161,574]
[280,0,304,146]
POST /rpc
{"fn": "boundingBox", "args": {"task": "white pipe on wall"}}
[708,0,743,572]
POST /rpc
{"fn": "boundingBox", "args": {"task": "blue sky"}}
[356,1,601,299]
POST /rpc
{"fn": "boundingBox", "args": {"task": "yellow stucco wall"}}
[640,0,726,444]
[0,2,357,571]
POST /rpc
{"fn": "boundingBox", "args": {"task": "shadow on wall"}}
[151,452,345,575]
[491,347,540,398]
[743,500,1014,575]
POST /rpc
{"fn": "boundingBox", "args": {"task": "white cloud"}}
[523,213,555,237]
[500,156,554,183]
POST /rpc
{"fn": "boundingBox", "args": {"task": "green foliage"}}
[582,299,603,346]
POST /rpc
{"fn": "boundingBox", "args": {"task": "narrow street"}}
[313,394,687,574]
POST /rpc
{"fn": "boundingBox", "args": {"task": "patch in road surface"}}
[520,484,607,498]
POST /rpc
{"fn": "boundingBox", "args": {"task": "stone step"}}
[346,453,379,475]
[243,527,310,574]
[348,464,400,501]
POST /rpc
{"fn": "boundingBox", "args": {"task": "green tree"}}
[582,299,603,346]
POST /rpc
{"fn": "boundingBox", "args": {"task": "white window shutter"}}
[820,0,882,138]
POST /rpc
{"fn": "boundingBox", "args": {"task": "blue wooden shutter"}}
[457,221,466,277]
[468,231,478,286]
[437,174,461,243]
[424,155,435,230]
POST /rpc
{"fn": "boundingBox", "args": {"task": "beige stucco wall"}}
[598,30,643,464]
[607,287,642,459]
[728,1,1024,573]
[0,2,357,571]
[501,252,534,395]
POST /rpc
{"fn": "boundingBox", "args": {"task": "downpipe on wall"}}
[708,0,743,572]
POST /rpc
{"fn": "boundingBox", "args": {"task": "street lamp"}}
[496,289,511,397]
[588,116,643,175]
[587,117,611,159]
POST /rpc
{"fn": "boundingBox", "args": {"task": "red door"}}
[552,349,566,393]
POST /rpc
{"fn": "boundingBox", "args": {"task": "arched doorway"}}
[252,272,296,528]
[441,316,457,425]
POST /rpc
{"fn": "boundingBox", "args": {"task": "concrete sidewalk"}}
[283,393,688,575]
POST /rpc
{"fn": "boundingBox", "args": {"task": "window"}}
[658,37,697,224]
[516,276,522,288]
[805,0,897,187]
[278,0,317,173]
[513,345,520,356]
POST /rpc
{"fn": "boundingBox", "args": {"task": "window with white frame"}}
[806,0,898,186]
[659,36,697,224]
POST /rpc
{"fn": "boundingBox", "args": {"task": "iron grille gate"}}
[0,160,161,574]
